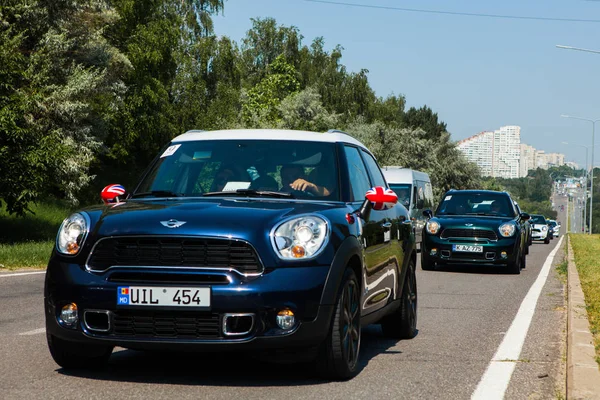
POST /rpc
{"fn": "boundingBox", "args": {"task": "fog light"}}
[276,309,296,330]
[500,252,508,259]
[59,303,78,327]
[430,248,438,256]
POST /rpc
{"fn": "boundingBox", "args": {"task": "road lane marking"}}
[0,271,46,278]
[471,236,564,400]
[19,328,46,336]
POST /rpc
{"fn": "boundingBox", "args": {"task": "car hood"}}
[87,198,345,239]
[432,215,515,230]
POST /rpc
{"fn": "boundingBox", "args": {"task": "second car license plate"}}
[116,286,210,308]
[452,244,483,253]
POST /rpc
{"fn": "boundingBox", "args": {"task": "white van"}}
[382,167,435,251]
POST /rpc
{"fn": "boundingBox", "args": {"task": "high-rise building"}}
[458,126,521,179]
[520,144,537,177]
[457,131,494,176]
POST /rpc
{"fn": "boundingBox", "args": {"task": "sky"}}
[213,0,600,168]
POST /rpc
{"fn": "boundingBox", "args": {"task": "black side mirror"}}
[520,212,530,221]
[423,209,433,219]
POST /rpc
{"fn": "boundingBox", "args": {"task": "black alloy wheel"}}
[381,259,418,339]
[317,268,361,380]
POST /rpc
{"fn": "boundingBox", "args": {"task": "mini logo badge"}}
[465,223,474,227]
[160,219,187,228]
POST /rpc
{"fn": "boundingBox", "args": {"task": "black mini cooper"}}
[421,190,530,274]
[44,129,418,380]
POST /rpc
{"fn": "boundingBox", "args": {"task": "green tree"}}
[277,87,339,132]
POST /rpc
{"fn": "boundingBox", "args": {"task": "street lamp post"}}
[562,141,590,233]
[561,116,600,234]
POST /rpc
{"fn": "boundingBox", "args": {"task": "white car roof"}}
[381,167,430,184]
[172,129,368,149]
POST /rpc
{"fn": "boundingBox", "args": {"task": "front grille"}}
[440,229,498,241]
[87,237,262,274]
[112,310,221,339]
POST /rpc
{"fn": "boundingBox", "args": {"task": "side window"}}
[425,182,434,208]
[360,150,387,188]
[344,146,372,202]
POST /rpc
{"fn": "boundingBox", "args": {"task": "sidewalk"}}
[567,237,600,399]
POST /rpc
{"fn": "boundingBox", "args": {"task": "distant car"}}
[530,214,551,244]
[44,128,418,380]
[548,220,559,237]
[382,167,434,253]
[421,189,530,274]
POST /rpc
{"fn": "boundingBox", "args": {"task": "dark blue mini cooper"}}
[45,129,418,379]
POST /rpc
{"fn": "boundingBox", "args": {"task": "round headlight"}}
[542,226,548,231]
[57,213,89,255]
[426,220,441,235]
[499,222,516,237]
[271,216,329,260]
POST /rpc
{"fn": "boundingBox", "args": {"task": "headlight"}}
[271,216,329,260]
[542,226,548,231]
[57,213,89,255]
[426,220,440,235]
[499,223,516,237]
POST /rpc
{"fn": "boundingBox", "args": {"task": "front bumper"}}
[422,235,520,266]
[44,260,335,352]
[531,230,548,240]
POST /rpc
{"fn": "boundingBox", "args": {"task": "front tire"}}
[544,236,550,244]
[421,255,435,271]
[317,268,361,380]
[47,333,113,369]
[507,251,522,275]
[381,259,418,339]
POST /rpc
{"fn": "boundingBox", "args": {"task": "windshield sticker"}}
[444,196,452,201]
[160,144,181,158]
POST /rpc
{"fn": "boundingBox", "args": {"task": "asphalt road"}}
[0,202,568,400]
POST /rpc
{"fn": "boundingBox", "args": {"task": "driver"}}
[280,165,331,196]
[489,200,504,215]
[397,188,410,207]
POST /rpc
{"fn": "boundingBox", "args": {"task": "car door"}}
[359,148,404,311]
[343,146,393,314]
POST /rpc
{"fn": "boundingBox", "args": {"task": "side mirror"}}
[356,186,398,220]
[101,184,126,205]
[423,209,433,219]
[365,186,398,211]
[520,212,530,221]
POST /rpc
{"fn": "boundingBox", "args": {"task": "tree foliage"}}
[0,6,481,215]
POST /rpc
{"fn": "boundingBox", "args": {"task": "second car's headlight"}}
[272,216,329,260]
[499,222,516,238]
[426,220,440,235]
[542,226,548,231]
[57,213,89,255]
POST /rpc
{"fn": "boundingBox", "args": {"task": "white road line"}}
[19,328,46,336]
[471,236,564,400]
[0,271,46,278]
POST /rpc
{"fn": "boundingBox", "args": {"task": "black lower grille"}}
[441,229,498,240]
[112,311,221,339]
[87,237,262,274]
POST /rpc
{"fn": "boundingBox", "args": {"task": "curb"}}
[567,237,600,399]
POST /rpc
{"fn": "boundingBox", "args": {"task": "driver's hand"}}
[290,179,316,194]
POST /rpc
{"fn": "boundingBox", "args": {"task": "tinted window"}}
[390,184,412,208]
[530,215,547,224]
[135,140,339,200]
[360,150,387,188]
[344,146,371,202]
[436,192,515,217]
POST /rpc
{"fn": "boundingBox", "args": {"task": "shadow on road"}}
[57,325,412,386]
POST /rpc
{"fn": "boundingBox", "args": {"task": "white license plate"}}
[117,286,210,308]
[452,244,483,253]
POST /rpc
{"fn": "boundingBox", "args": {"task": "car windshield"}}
[134,140,340,200]
[390,184,412,208]
[436,192,515,217]
[549,221,557,227]
[530,215,547,224]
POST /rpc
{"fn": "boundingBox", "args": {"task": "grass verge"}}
[570,234,600,366]
[0,200,73,270]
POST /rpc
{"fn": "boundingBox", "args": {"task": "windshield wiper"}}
[131,190,184,198]
[203,189,295,199]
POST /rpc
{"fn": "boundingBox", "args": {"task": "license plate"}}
[452,244,483,253]
[116,286,210,308]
